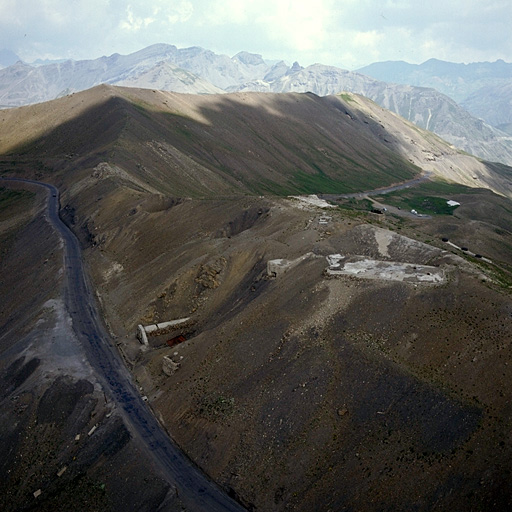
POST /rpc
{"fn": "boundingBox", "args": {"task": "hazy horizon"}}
[1,1,511,71]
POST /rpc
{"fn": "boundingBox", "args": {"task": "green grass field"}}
[375,180,477,215]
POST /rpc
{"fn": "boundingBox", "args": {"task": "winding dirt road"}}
[320,171,434,200]
[2,177,245,512]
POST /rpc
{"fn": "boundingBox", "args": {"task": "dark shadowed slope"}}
[0,86,419,196]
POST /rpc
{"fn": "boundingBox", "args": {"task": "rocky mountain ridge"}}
[2,85,510,199]
[1,44,512,165]
[357,58,512,104]
[359,58,512,138]
[461,81,512,136]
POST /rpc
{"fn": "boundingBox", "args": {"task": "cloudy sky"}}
[1,0,511,69]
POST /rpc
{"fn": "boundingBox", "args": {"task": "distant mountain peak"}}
[1,43,512,167]
[288,61,303,74]
[233,51,265,66]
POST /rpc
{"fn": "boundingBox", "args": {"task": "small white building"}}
[447,200,460,207]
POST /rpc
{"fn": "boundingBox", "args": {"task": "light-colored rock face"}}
[327,259,446,284]
[325,225,448,283]
[117,62,225,95]
[162,355,180,376]
[336,92,512,197]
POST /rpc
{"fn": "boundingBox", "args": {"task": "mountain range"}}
[357,58,512,103]
[359,58,512,137]
[1,44,512,166]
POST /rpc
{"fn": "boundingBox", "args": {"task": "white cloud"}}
[199,0,252,25]
[257,0,332,52]
[119,6,156,32]
[167,2,194,24]
[0,0,510,67]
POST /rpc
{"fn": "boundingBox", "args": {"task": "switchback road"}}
[1,177,245,512]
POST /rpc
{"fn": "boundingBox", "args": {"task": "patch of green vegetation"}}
[291,170,353,194]
[361,150,420,181]
[415,179,478,196]
[473,260,512,291]
[199,394,235,419]
[289,155,417,195]
[0,187,34,216]
[336,197,373,212]
[411,196,458,215]
[375,179,478,215]
[255,178,295,196]
[338,93,356,104]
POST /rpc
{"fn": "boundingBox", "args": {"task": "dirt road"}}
[1,177,245,512]
[320,171,434,201]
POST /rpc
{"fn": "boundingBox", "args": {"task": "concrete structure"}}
[326,254,344,269]
[137,324,149,345]
[137,318,191,345]
[326,257,445,284]
[267,253,315,278]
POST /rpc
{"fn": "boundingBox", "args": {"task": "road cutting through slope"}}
[1,177,245,512]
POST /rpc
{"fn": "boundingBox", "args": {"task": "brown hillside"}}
[1,86,512,511]
[0,85,419,196]
[2,85,509,199]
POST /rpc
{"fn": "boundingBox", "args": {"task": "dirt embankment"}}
[0,183,184,512]
[60,173,512,512]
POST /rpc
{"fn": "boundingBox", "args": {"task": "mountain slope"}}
[117,61,224,94]
[2,85,511,199]
[462,81,512,135]
[231,63,512,166]
[0,44,267,108]
[0,86,418,196]
[2,45,512,166]
[2,86,512,512]
[357,58,512,104]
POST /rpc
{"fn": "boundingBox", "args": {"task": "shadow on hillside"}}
[2,88,423,195]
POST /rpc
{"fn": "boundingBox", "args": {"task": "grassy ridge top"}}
[2,85,510,198]
[1,86,422,197]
